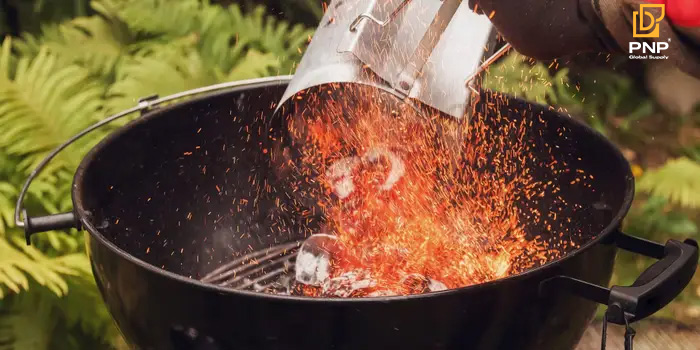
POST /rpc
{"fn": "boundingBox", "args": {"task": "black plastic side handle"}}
[608,235,698,324]
[540,231,699,325]
[23,210,81,245]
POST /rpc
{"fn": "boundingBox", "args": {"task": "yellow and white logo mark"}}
[629,4,669,59]
[633,4,665,38]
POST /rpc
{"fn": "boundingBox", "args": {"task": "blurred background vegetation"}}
[0,0,698,348]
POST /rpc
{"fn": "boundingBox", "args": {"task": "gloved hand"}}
[469,0,700,77]
[467,0,614,59]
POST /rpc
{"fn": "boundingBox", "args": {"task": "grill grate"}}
[201,241,303,292]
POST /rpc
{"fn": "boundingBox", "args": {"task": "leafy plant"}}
[482,52,569,105]
[0,0,312,348]
[0,37,106,174]
[563,69,655,135]
[625,196,698,239]
[0,237,87,298]
[638,157,700,210]
[483,52,656,136]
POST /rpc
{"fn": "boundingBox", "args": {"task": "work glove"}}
[469,0,700,77]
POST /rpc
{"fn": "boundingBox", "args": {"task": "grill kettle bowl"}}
[17,78,698,350]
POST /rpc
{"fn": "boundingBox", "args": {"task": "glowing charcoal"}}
[281,83,581,297]
[325,147,405,199]
[326,156,360,199]
[366,290,400,297]
[362,147,405,191]
[401,273,448,294]
[295,234,339,286]
[321,270,377,297]
[427,278,448,292]
[486,251,511,278]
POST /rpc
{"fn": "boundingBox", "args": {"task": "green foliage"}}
[0,293,55,350]
[14,6,133,79]
[625,196,698,239]
[0,237,89,298]
[482,53,569,105]
[638,157,700,210]
[0,276,117,350]
[0,182,16,235]
[562,69,655,134]
[12,0,313,113]
[483,52,656,135]
[0,37,106,174]
[0,0,312,348]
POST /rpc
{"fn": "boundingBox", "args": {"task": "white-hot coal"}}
[293,232,449,297]
[325,147,406,199]
[295,234,338,286]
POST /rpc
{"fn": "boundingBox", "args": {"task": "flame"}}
[281,83,578,296]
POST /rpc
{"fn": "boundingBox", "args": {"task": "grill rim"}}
[72,76,635,303]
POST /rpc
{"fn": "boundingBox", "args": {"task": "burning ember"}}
[268,82,588,298]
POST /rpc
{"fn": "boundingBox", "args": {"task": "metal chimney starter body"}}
[278,0,502,120]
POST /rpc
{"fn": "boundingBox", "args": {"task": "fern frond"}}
[220,49,280,81]
[638,157,700,209]
[227,5,312,72]
[0,152,78,254]
[106,0,203,38]
[0,268,115,350]
[0,183,16,236]
[13,4,132,79]
[106,46,217,112]
[0,37,106,174]
[0,237,86,298]
[197,6,249,72]
[51,16,131,77]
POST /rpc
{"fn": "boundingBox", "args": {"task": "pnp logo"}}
[629,3,669,58]
[633,4,665,38]
[629,41,668,53]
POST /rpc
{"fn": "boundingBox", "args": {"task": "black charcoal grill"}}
[14,76,698,350]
